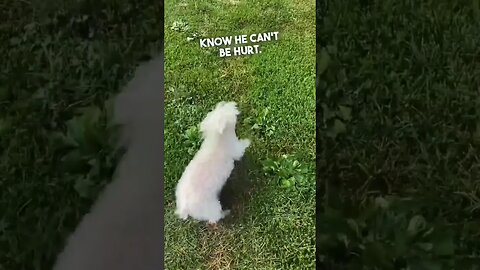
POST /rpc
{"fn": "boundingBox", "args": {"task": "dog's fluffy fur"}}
[52,54,164,270]
[175,101,250,224]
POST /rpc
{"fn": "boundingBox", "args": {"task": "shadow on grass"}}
[219,153,265,225]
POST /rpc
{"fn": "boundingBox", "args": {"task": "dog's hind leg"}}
[204,200,226,224]
[175,207,189,220]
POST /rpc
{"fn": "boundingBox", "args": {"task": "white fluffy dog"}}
[175,101,251,224]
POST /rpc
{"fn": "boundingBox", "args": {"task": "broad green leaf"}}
[321,103,336,120]
[74,176,93,198]
[66,117,86,147]
[281,179,292,188]
[407,215,426,236]
[60,149,87,173]
[338,105,352,121]
[332,119,347,135]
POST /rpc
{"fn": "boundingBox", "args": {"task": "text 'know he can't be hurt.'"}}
[199,32,280,48]
[199,32,279,57]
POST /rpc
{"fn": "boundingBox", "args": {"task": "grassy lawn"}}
[164,0,315,269]
[0,1,162,269]
[317,0,480,268]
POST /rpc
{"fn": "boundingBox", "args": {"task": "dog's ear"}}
[200,112,228,135]
[216,117,229,134]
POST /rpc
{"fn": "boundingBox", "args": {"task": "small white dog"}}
[175,101,251,224]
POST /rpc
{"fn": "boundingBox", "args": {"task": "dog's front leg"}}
[233,138,250,161]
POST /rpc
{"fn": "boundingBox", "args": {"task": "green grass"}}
[0,1,162,269]
[317,0,480,268]
[164,0,315,269]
